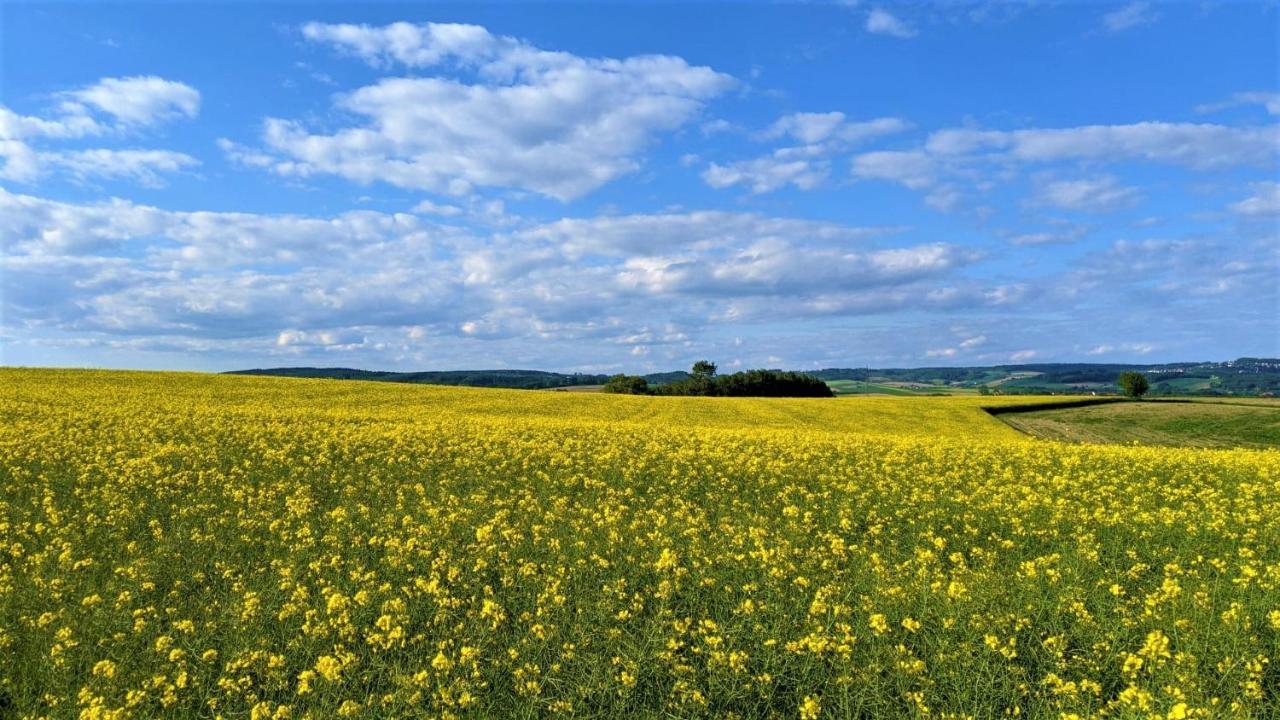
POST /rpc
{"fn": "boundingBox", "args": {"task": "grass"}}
[996,398,1280,448]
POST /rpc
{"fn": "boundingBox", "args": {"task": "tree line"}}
[603,361,834,398]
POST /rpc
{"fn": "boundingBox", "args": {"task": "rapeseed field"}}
[1,369,1276,719]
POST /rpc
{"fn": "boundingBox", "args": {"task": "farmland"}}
[997,399,1280,449]
[1,369,1277,719]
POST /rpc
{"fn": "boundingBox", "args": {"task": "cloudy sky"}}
[2,2,1277,372]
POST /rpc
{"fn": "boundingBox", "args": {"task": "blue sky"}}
[2,1,1277,373]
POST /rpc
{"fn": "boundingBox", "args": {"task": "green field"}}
[996,399,1280,449]
[826,379,976,396]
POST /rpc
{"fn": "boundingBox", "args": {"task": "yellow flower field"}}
[1,369,1276,719]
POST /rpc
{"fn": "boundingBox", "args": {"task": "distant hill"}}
[225,367,691,390]
[226,358,1280,396]
[225,367,610,389]
[808,358,1280,397]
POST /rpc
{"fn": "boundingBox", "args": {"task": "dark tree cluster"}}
[1117,371,1150,399]
[603,361,834,398]
[601,374,650,395]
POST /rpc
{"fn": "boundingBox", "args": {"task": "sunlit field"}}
[1,369,1277,719]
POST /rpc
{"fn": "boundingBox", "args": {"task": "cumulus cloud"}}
[1101,2,1158,32]
[705,114,908,194]
[234,22,734,200]
[1229,181,1280,217]
[276,328,368,350]
[850,150,937,189]
[0,107,104,141]
[851,121,1279,212]
[922,333,988,359]
[866,9,917,38]
[1087,342,1157,356]
[614,241,972,298]
[762,111,848,144]
[3,189,999,363]
[1196,91,1280,117]
[1054,235,1277,309]
[0,76,200,185]
[1030,176,1141,212]
[59,76,200,126]
[1,76,199,142]
[924,122,1279,170]
[0,143,198,186]
[300,21,499,67]
[1007,232,1057,246]
[509,211,896,259]
[762,113,906,146]
[412,199,465,217]
[39,149,198,187]
[703,152,828,194]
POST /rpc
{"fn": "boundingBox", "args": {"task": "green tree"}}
[713,369,834,397]
[1117,371,1150,399]
[691,360,717,379]
[601,374,650,395]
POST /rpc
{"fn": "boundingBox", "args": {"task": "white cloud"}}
[924,184,963,212]
[1196,91,1280,117]
[1101,2,1158,32]
[510,210,895,259]
[3,189,995,358]
[706,114,908,194]
[60,76,200,126]
[763,111,848,144]
[1088,342,1156,356]
[1008,232,1071,246]
[0,139,42,182]
[852,121,1280,211]
[300,21,498,68]
[1030,176,1141,212]
[0,76,200,185]
[276,328,367,350]
[43,149,198,187]
[1,76,197,143]
[412,199,464,217]
[0,107,103,141]
[866,9,917,38]
[240,22,735,200]
[0,142,198,186]
[924,332,986,359]
[926,122,1279,170]
[1009,349,1038,362]
[762,112,906,147]
[0,187,434,264]
[1008,219,1094,247]
[1229,181,1280,217]
[851,150,937,189]
[615,241,971,298]
[703,152,828,194]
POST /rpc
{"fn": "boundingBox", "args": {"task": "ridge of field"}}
[997,399,1280,449]
[2,368,1277,719]
[8,368,1043,441]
